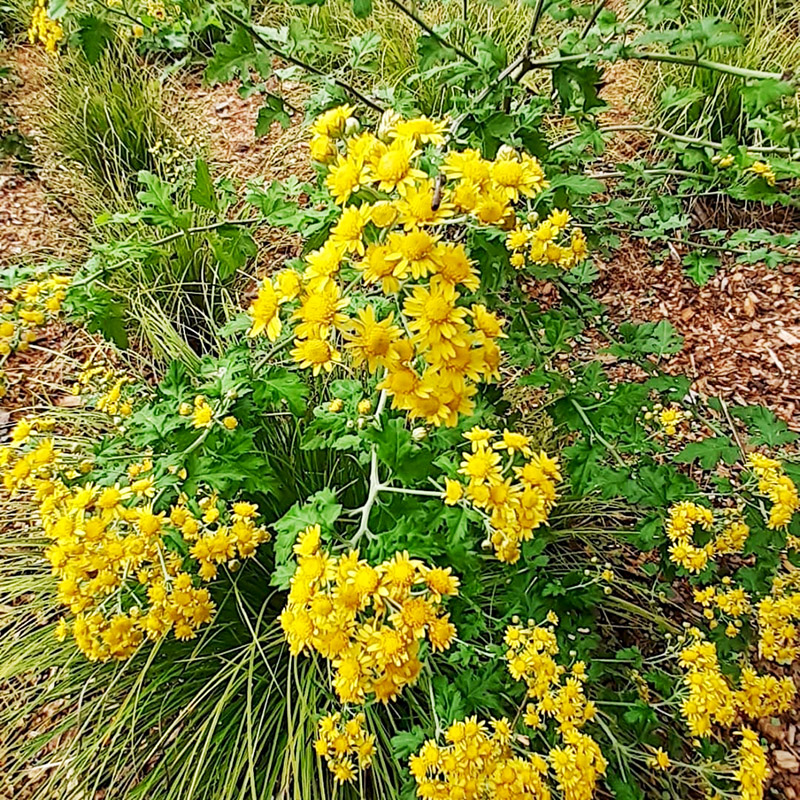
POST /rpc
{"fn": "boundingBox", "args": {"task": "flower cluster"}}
[314,712,375,784]
[677,636,736,736]
[693,579,750,638]
[280,526,458,704]
[248,108,585,428]
[748,452,799,529]
[736,727,771,800]
[0,273,68,396]
[678,633,794,739]
[757,570,800,663]
[665,501,752,573]
[178,395,238,431]
[505,619,607,800]
[646,403,692,438]
[28,0,64,52]
[72,357,141,418]
[2,422,270,660]
[409,716,550,800]
[443,426,561,563]
[505,209,588,270]
[748,160,776,186]
[410,618,606,800]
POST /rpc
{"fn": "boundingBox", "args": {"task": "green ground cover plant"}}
[2,1,800,799]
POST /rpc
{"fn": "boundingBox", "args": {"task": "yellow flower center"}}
[493,160,523,186]
[366,326,393,355]
[423,295,452,323]
[377,150,409,182]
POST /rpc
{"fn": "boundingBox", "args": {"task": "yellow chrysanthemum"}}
[367,137,425,194]
[292,282,350,339]
[344,306,402,372]
[291,338,342,375]
[247,279,282,340]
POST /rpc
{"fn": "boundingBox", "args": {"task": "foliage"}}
[5,2,800,800]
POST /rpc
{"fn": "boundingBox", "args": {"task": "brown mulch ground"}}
[1,49,83,268]
[182,71,313,186]
[594,237,800,429]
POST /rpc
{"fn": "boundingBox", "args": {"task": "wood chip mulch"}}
[594,236,800,429]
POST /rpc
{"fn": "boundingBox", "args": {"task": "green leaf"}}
[190,159,218,213]
[209,226,257,280]
[75,15,114,65]
[417,33,458,70]
[352,0,373,18]
[683,250,719,286]
[47,0,68,19]
[741,79,797,114]
[272,488,342,586]
[390,727,427,760]
[731,405,798,447]
[255,95,291,136]
[675,436,740,469]
[205,26,273,85]
[349,31,382,70]
[253,368,309,416]
[649,320,683,358]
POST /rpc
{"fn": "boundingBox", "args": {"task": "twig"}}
[385,0,478,67]
[217,8,386,113]
[570,398,629,469]
[551,122,796,156]
[525,0,546,56]
[580,0,606,39]
[719,398,748,459]
[146,216,266,248]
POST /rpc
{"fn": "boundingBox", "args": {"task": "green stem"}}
[552,122,795,155]
[608,596,681,635]
[521,50,788,82]
[570,398,629,469]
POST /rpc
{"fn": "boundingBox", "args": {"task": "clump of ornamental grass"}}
[36,36,184,215]
[651,0,800,144]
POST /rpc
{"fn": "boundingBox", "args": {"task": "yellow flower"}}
[358,243,405,294]
[367,201,398,229]
[749,160,776,186]
[387,229,441,280]
[389,116,447,145]
[309,133,337,163]
[330,206,371,255]
[648,748,671,770]
[222,416,238,430]
[248,279,282,340]
[441,148,491,186]
[403,283,469,355]
[291,338,341,375]
[490,145,548,201]
[394,179,455,229]
[343,306,402,372]
[325,155,369,205]
[367,137,425,194]
[292,282,349,339]
[311,105,355,138]
[443,478,463,505]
